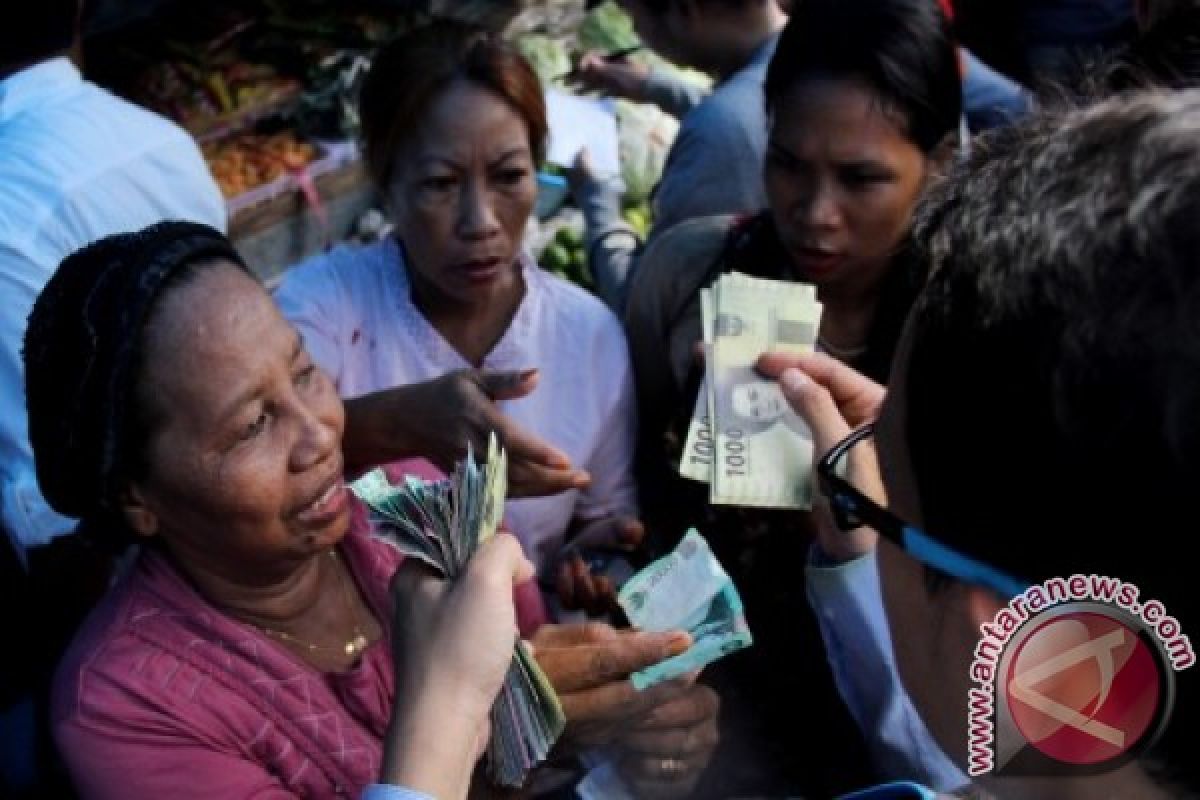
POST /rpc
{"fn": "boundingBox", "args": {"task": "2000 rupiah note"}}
[617,529,752,690]
[679,273,823,509]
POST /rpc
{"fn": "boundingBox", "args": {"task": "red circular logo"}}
[1005,611,1163,766]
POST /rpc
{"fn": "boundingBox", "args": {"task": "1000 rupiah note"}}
[679,274,822,509]
[679,289,716,482]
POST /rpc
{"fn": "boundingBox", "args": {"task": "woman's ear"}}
[119,483,159,539]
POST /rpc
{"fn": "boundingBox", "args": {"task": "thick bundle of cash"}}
[617,530,752,690]
[349,437,566,788]
[679,272,823,509]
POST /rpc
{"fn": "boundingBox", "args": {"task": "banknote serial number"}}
[723,428,746,476]
[688,416,714,466]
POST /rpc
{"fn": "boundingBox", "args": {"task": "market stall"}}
[81,0,687,287]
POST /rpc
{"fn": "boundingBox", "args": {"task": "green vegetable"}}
[555,226,584,250]
[578,1,640,54]
[542,243,572,271]
[616,100,680,204]
[516,35,571,86]
[623,207,649,238]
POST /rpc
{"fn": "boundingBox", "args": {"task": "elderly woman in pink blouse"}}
[274,22,640,592]
[32,221,717,799]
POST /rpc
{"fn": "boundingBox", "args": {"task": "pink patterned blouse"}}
[52,461,546,799]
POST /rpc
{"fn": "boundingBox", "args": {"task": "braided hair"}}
[23,221,247,550]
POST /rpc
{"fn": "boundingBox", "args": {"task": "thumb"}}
[492,413,572,470]
[624,630,693,671]
[478,368,539,402]
[572,515,644,552]
[779,368,852,459]
[472,532,536,587]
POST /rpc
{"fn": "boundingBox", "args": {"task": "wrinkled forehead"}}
[139,265,294,420]
[402,80,533,165]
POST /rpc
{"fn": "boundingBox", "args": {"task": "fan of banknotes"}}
[349,436,566,788]
[617,529,752,690]
[679,272,824,509]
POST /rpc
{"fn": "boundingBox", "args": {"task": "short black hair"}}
[907,92,1200,784]
[765,0,962,154]
[0,0,78,73]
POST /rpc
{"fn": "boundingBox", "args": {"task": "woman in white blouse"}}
[275,23,640,584]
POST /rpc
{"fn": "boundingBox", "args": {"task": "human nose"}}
[798,178,843,232]
[457,178,501,241]
[289,394,339,473]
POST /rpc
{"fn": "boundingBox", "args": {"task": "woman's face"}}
[125,262,350,582]
[387,79,537,307]
[765,77,931,297]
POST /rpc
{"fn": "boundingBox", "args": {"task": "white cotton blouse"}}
[274,237,638,569]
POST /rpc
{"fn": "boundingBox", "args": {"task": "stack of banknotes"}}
[617,529,752,690]
[679,272,824,509]
[350,436,566,788]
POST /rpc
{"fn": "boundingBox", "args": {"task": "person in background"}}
[0,2,225,794]
[615,1,968,794]
[627,0,961,532]
[930,1,1032,134]
[1020,0,1136,86]
[274,23,719,796]
[762,89,1200,798]
[275,21,635,587]
[567,0,788,310]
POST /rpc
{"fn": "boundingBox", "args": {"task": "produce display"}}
[577,1,641,54]
[525,2,682,294]
[136,58,300,137]
[88,0,686,277]
[537,202,652,292]
[202,131,318,199]
[539,226,593,290]
[517,34,571,87]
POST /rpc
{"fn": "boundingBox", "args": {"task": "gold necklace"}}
[257,552,370,659]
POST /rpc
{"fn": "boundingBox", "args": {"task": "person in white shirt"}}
[0,2,225,793]
[0,4,225,565]
[275,23,719,797]
[275,24,640,579]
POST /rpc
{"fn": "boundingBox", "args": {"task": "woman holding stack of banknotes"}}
[620,0,971,794]
[34,222,717,800]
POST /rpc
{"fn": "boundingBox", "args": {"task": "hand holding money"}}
[352,436,566,788]
[617,530,753,690]
[383,534,535,798]
[529,623,695,750]
[756,351,886,562]
[680,273,825,509]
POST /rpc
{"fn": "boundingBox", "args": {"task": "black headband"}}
[24,221,246,521]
